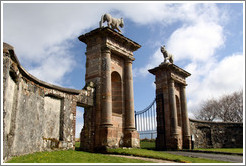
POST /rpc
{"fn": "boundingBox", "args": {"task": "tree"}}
[194,98,219,121]
[194,90,243,122]
[216,90,243,122]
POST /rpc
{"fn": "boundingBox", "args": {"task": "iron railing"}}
[135,98,157,139]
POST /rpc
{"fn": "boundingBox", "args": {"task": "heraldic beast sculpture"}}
[99,13,124,33]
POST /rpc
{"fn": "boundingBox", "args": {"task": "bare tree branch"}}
[194,89,243,122]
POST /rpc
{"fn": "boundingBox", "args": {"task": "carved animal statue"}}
[99,13,124,33]
[160,45,174,64]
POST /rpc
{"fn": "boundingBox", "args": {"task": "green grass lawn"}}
[7,150,151,163]
[6,142,150,163]
[107,148,229,163]
[194,148,243,154]
[6,141,240,163]
[140,139,155,150]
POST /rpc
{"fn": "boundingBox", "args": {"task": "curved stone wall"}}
[3,43,94,161]
[189,118,243,149]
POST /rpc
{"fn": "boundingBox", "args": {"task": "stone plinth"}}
[149,63,191,150]
[78,27,141,151]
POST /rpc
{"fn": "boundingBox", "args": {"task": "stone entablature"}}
[149,63,190,85]
[79,27,141,151]
[3,43,94,161]
[79,27,140,60]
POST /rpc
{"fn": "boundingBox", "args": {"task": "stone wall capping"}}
[189,118,243,125]
[3,42,82,95]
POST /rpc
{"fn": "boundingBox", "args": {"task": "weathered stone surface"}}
[3,43,95,161]
[79,27,140,151]
[189,119,243,148]
[99,13,124,33]
[149,63,191,150]
[150,59,243,150]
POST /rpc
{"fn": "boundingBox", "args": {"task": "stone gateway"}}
[3,19,242,162]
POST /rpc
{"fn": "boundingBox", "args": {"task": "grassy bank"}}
[6,141,240,163]
[140,139,155,149]
[7,149,153,163]
[107,148,229,163]
[7,143,150,163]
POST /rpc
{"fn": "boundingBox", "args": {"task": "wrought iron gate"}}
[135,98,157,139]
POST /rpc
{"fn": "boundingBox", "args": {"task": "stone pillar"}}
[149,63,191,150]
[180,85,191,149]
[169,79,178,135]
[125,60,135,130]
[79,27,141,150]
[101,48,113,126]
[124,59,140,148]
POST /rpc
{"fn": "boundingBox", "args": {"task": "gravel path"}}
[165,151,243,163]
[107,154,178,163]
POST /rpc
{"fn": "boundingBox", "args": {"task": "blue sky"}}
[2,2,244,138]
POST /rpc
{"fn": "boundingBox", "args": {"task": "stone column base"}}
[166,134,182,150]
[156,133,166,150]
[123,129,140,148]
[183,135,191,149]
[97,125,117,151]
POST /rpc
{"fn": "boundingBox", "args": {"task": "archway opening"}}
[176,95,182,127]
[111,71,123,146]
[75,106,84,150]
[111,71,123,115]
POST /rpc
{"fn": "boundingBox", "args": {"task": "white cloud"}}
[118,3,223,26]
[133,3,225,77]
[134,49,163,77]
[3,3,112,85]
[3,3,243,118]
[3,3,228,86]
[202,54,244,95]
[76,122,84,138]
[129,3,243,117]
[187,54,244,113]
[76,108,84,119]
[76,107,84,138]
[167,21,224,62]
[28,43,75,85]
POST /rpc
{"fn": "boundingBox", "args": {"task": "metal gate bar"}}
[135,98,156,139]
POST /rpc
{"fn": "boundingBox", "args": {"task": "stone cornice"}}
[78,27,141,61]
[189,118,243,125]
[149,62,191,78]
[79,27,141,52]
